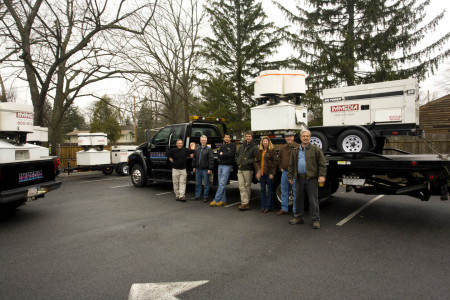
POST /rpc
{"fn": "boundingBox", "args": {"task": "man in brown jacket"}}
[288,129,326,229]
[277,131,299,215]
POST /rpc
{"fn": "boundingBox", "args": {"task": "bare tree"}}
[1,0,157,153]
[119,0,205,124]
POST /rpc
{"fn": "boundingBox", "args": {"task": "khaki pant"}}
[172,168,187,198]
[238,170,253,205]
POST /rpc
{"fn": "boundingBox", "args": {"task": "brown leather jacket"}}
[278,141,299,171]
[254,148,277,176]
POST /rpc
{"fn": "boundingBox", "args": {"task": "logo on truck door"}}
[331,104,359,112]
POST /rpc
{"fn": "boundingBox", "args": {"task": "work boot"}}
[289,217,304,225]
[277,210,287,216]
[210,201,217,207]
[216,201,225,207]
[313,221,321,229]
[238,204,250,211]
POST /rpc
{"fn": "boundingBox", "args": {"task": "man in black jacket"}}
[192,135,214,202]
[167,139,195,201]
[211,133,236,207]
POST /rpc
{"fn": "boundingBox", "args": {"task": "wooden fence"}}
[383,133,449,155]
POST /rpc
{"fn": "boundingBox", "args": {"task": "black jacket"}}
[192,145,214,170]
[218,142,236,165]
[166,147,194,170]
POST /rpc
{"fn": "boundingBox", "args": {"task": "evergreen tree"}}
[276,0,450,90]
[61,106,86,135]
[136,101,154,144]
[203,0,283,134]
[90,96,122,144]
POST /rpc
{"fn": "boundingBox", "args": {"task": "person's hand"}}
[169,158,173,163]
[220,152,223,155]
[269,174,274,180]
[289,179,293,185]
[207,170,211,174]
[318,176,325,183]
[193,168,196,173]
[255,171,261,181]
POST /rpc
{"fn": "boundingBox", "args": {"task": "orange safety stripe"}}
[258,73,306,78]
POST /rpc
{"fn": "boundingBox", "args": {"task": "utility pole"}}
[133,96,137,144]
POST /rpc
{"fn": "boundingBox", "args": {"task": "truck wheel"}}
[310,131,329,151]
[275,183,294,209]
[120,163,130,176]
[337,129,371,152]
[102,167,114,175]
[131,164,147,187]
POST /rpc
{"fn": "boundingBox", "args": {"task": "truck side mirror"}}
[145,129,151,143]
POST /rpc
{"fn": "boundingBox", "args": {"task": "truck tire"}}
[131,164,147,187]
[102,167,114,175]
[275,183,294,210]
[310,131,329,151]
[337,129,371,152]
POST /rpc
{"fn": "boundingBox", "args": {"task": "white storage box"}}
[90,132,108,146]
[27,126,49,142]
[76,149,111,165]
[258,70,284,96]
[322,78,419,126]
[0,140,48,163]
[78,133,91,146]
[251,102,308,131]
[111,145,137,164]
[283,70,306,95]
[0,102,34,132]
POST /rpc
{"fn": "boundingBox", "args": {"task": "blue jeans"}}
[281,171,296,213]
[260,174,273,210]
[195,169,210,198]
[214,165,232,203]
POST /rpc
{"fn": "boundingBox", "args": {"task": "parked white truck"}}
[0,102,61,213]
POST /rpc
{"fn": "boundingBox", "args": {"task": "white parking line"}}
[78,178,127,184]
[110,184,133,189]
[155,192,173,196]
[225,196,260,207]
[336,195,384,226]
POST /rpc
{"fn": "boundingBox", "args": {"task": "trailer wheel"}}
[310,131,329,151]
[337,129,371,152]
[131,164,147,187]
[102,167,114,175]
[119,163,130,176]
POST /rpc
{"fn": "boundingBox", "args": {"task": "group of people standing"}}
[166,129,326,229]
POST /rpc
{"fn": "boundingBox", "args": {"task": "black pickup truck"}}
[128,117,238,187]
[0,156,62,212]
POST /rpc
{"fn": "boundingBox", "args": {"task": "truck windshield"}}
[191,126,221,138]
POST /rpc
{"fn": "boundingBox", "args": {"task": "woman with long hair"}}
[254,136,277,213]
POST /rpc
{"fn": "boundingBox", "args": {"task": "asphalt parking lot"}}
[1,172,449,299]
